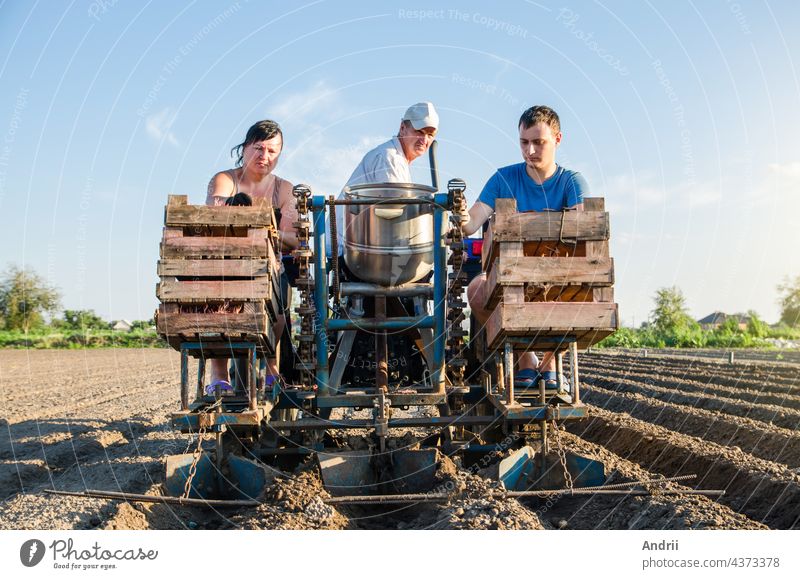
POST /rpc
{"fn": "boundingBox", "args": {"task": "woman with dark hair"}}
[206,119,298,251]
[206,120,298,391]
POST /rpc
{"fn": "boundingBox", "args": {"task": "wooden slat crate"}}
[155,195,282,352]
[156,302,276,353]
[481,197,618,349]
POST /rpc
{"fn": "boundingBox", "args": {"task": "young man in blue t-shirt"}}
[460,105,588,388]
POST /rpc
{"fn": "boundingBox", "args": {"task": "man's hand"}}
[462,201,493,236]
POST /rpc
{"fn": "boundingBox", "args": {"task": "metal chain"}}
[551,418,574,492]
[292,185,316,388]
[182,399,221,499]
[445,179,468,388]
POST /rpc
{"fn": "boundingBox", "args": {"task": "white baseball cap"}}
[402,102,439,131]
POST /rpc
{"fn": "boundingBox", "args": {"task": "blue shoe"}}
[541,371,558,387]
[205,379,233,397]
[514,368,541,389]
[541,371,569,393]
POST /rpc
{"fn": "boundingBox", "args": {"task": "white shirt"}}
[345,136,411,186]
[328,137,411,255]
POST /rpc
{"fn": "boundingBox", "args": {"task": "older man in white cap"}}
[346,101,439,186]
[329,102,439,255]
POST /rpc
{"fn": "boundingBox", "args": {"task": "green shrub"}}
[0,329,167,349]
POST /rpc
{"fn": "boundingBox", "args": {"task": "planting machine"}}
[153,155,619,505]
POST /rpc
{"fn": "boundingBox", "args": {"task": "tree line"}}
[600,283,800,348]
[1,263,799,348]
[0,265,153,333]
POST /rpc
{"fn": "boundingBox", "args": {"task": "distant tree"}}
[0,265,61,331]
[716,316,743,335]
[130,318,155,331]
[777,275,800,327]
[650,286,694,334]
[62,309,108,331]
[746,310,768,338]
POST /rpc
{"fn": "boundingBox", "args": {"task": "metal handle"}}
[429,140,439,191]
[374,207,404,219]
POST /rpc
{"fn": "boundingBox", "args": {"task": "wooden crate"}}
[481,197,618,349]
[155,195,282,352]
[156,302,276,353]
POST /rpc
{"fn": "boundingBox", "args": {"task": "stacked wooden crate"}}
[481,197,618,349]
[155,195,282,353]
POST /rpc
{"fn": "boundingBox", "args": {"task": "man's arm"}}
[460,201,493,236]
[565,171,589,211]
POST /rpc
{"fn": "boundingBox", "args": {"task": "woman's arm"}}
[276,179,299,250]
[206,172,236,206]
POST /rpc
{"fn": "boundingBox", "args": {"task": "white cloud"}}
[284,133,384,194]
[608,171,664,205]
[679,184,721,208]
[599,171,664,215]
[737,160,800,208]
[768,161,800,178]
[145,107,178,146]
[269,80,389,194]
[270,80,337,122]
[602,170,723,212]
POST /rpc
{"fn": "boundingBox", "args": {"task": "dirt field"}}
[1,348,797,530]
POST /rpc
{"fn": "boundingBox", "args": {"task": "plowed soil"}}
[1,348,797,530]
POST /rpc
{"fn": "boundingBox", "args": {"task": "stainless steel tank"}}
[343,183,436,286]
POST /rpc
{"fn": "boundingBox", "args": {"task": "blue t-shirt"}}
[478,163,588,211]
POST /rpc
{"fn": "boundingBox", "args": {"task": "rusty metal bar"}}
[267,414,499,430]
[375,295,388,393]
[577,474,697,489]
[324,487,725,505]
[504,342,514,404]
[326,493,451,505]
[44,489,259,508]
[340,282,433,298]
[503,489,725,498]
[570,341,580,403]
[180,346,189,411]
[556,350,564,390]
[249,344,257,411]
[197,357,206,401]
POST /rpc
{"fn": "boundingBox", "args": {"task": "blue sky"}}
[1,0,798,325]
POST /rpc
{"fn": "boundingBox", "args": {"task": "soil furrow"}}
[581,385,800,468]
[581,360,799,398]
[569,407,800,529]
[3,348,799,530]
[580,364,800,409]
[583,354,800,387]
[545,431,767,529]
[581,375,800,429]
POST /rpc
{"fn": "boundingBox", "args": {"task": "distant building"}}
[111,319,132,332]
[697,312,750,331]
[697,312,727,329]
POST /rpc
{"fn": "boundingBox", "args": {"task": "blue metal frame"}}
[310,192,450,400]
[327,315,435,331]
[431,192,448,392]
[311,196,330,395]
[179,341,258,410]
